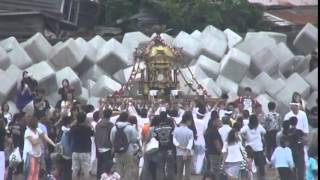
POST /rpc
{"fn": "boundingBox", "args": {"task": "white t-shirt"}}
[110,115,119,124]
[219,109,227,119]
[23,127,43,160]
[219,124,232,143]
[240,125,266,151]
[222,142,244,163]
[284,110,309,134]
[243,98,253,114]
[243,119,249,126]
[4,112,12,129]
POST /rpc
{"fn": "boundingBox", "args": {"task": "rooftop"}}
[248,0,317,6]
[266,6,318,26]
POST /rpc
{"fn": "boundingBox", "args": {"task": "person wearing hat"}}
[284,102,309,135]
[192,107,208,175]
[284,102,310,179]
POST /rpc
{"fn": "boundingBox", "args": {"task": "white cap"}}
[196,108,206,117]
[290,102,300,106]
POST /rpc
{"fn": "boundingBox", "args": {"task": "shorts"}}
[253,151,266,167]
[71,152,91,174]
[224,161,242,178]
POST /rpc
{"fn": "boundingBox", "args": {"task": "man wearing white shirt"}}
[95,109,114,179]
[284,102,310,177]
[192,108,208,175]
[173,113,194,180]
[284,103,309,134]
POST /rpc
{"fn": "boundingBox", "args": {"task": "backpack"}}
[154,123,173,147]
[113,125,129,153]
[264,113,281,131]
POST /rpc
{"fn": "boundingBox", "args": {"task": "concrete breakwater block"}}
[174,31,201,61]
[202,25,227,42]
[256,93,276,115]
[87,97,100,108]
[49,39,85,70]
[304,68,318,90]
[273,43,295,76]
[199,78,222,97]
[216,75,239,94]
[113,66,135,84]
[265,78,286,97]
[55,67,82,96]
[0,47,10,70]
[190,30,201,41]
[224,28,243,49]
[306,91,318,110]
[254,72,274,91]
[22,33,52,63]
[250,44,280,76]
[84,79,96,91]
[88,35,106,50]
[275,73,311,106]
[293,23,318,55]
[236,34,276,57]
[199,30,228,61]
[78,87,89,104]
[179,65,208,82]
[97,38,131,75]
[47,92,60,108]
[80,64,108,82]
[0,71,17,104]
[285,73,311,98]
[6,65,22,81]
[245,31,287,44]
[220,48,251,83]
[122,31,150,58]
[239,76,264,95]
[292,55,311,73]
[192,55,220,80]
[0,37,33,69]
[75,37,97,63]
[25,61,57,93]
[91,75,121,97]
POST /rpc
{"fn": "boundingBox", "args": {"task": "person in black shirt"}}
[70,112,94,180]
[0,117,7,180]
[95,109,114,180]
[58,79,73,101]
[7,112,26,179]
[33,89,50,119]
[153,111,175,180]
[204,111,223,180]
[288,116,305,180]
[16,71,37,111]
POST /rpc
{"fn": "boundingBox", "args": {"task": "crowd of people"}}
[0,70,318,180]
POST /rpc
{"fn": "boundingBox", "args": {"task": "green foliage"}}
[146,0,265,33]
[97,0,140,30]
[97,0,265,33]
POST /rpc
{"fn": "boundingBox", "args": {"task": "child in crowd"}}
[306,150,318,180]
[271,137,295,180]
[100,164,121,180]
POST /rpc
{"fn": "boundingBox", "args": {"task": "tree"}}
[145,0,265,33]
[97,0,140,31]
[97,0,265,33]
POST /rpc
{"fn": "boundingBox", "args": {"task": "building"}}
[0,0,98,41]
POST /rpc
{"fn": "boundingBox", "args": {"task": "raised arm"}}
[41,133,56,147]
